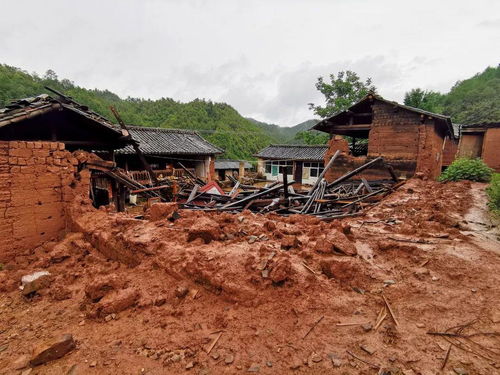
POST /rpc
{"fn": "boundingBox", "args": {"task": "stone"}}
[89,361,97,367]
[104,314,113,322]
[384,280,396,285]
[328,353,342,367]
[248,235,258,244]
[311,353,322,363]
[186,361,194,369]
[314,230,357,256]
[414,267,430,280]
[21,271,52,295]
[21,369,32,375]
[360,344,376,355]
[416,323,425,328]
[210,352,220,360]
[431,276,440,281]
[175,286,189,298]
[362,323,373,332]
[13,354,29,370]
[187,217,222,244]
[290,359,302,369]
[280,235,302,250]
[270,259,292,283]
[98,288,139,316]
[266,361,273,367]
[453,368,469,375]
[224,354,234,364]
[247,363,260,372]
[30,334,76,366]
[147,202,178,221]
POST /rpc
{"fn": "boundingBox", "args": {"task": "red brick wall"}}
[482,128,500,172]
[0,141,90,263]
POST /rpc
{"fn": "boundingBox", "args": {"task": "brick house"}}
[313,93,456,181]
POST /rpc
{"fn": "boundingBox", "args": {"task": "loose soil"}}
[1,179,499,375]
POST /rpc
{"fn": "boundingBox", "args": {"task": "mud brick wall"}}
[482,128,500,172]
[0,141,90,263]
[415,123,445,179]
[324,101,446,181]
[442,137,459,167]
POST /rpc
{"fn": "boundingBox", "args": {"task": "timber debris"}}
[180,155,400,219]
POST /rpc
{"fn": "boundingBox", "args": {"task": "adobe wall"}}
[442,137,459,167]
[0,141,90,263]
[323,102,446,181]
[368,102,420,160]
[482,128,500,172]
[415,123,445,179]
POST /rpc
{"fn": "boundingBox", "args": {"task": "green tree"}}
[404,88,444,113]
[292,131,329,145]
[308,71,376,118]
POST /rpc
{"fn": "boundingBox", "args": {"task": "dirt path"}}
[0,179,499,375]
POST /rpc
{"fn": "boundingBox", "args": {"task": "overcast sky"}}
[1,1,499,126]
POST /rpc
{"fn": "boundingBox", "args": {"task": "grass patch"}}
[439,158,493,182]
[487,173,500,215]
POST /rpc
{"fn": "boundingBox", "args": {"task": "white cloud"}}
[0,0,499,126]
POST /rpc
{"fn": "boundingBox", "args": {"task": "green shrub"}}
[439,158,493,182]
[487,173,500,213]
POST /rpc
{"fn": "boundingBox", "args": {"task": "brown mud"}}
[1,179,499,374]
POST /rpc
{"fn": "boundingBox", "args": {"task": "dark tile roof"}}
[116,126,224,156]
[461,122,500,129]
[215,159,252,170]
[254,144,328,161]
[0,93,120,134]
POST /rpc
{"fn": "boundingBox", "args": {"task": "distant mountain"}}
[246,118,320,144]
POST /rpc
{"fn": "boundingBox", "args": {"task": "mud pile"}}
[1,179,499,375]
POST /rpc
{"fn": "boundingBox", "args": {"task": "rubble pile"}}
[0,179,499,375]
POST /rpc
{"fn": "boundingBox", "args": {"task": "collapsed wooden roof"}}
[313,93,455,139]
[0,94,129,150]
[254,144,328,161]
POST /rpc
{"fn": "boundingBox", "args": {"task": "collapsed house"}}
[114,126,223,184]
[313,93,456,181]
[457,122,500,171]
[0,92,223,262]
[214,159,252,181]
[255,144,328,185]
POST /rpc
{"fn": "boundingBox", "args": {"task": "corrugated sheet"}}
[254,144,327,161]
[215,159,252,170]
[116,126,224,156]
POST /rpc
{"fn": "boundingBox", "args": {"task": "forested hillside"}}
[0,65,276,160]
[405,65,500,124]
[246,118,321,144]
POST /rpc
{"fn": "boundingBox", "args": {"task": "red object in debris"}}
[199,181,225,196]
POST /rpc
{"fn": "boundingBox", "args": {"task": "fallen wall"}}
[0,141,90,263]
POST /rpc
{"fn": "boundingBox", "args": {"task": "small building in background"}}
[457,122,500,172]
[114,126,224,184]
[214,159,252,181]
[255,144,328,185]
